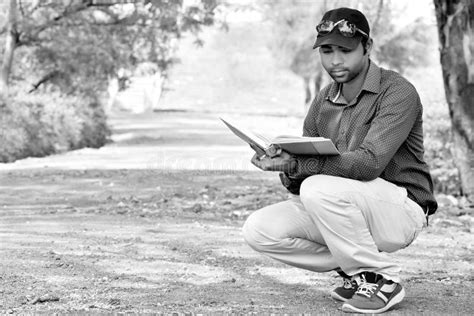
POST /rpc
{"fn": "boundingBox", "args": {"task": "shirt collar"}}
[326,60,381,103]
[361,60,381,94]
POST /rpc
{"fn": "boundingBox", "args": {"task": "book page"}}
[220,118,269,150]
[252,132,271,145]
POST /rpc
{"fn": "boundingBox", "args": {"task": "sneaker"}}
[342,272,405,314]
[330,270,359,302]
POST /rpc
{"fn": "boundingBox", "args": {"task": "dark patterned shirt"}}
[293,61,438,214]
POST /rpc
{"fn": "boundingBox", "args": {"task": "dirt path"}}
[1,112,473,314]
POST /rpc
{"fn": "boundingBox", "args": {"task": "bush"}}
[0,91,110,163]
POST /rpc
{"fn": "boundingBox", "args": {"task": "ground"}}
[0,111,472,315]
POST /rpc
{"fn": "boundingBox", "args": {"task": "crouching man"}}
[243,7,437,314]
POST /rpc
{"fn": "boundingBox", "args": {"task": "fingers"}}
[251,154,273,171]
[251,155,273,171]
[251,153,261,168]
[251,154,296,172]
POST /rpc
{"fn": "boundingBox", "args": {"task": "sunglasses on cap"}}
[316,19,368,38]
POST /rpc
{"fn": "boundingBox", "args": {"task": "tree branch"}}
[28,70,62,93]
[19,0,140,45]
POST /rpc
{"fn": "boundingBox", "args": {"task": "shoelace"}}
[355,282,378,298]
[342,278,353,289]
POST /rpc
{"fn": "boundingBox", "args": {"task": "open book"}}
[221,118,339,156]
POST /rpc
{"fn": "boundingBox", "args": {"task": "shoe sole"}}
[341,287,406,314]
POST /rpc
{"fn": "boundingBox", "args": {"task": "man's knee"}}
[242,211,265,251]
[299,175,348,218]
[300,175,345,196]
[242,208,281,253]
[242,199,308,253]
[299,175,332,204]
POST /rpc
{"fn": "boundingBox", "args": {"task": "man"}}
[242,7,437,314]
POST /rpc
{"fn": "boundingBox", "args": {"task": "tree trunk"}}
[0,0,18,96]
[433,0,474,200]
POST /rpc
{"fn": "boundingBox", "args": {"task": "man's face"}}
[319,42,368,84]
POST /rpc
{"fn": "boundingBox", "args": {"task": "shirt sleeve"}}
[293,79,421,181]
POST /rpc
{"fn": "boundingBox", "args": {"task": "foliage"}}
[260,0,322,70]
[375,18,433,74]
[0,0,219,96]
[0,0,220,162]
[0,88,110,163]
[423,102,461,195]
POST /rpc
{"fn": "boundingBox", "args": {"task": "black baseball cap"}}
[313,7,370,50]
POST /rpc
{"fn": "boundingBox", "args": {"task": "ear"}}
[365,38,373,55]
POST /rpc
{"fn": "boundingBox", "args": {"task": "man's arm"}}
[302,93,322,137]
[292,80,421,181]
[250,93,322,194]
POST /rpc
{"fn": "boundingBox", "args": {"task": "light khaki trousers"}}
[242,175,426,282]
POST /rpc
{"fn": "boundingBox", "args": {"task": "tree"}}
[0,0,219,97]
[0,0,18,95]
[433,0,474,200]
[260,0,325,109]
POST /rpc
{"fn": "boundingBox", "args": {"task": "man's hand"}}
[279,172,304,195]
[249,143,267,158]
[251,150,297,173]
